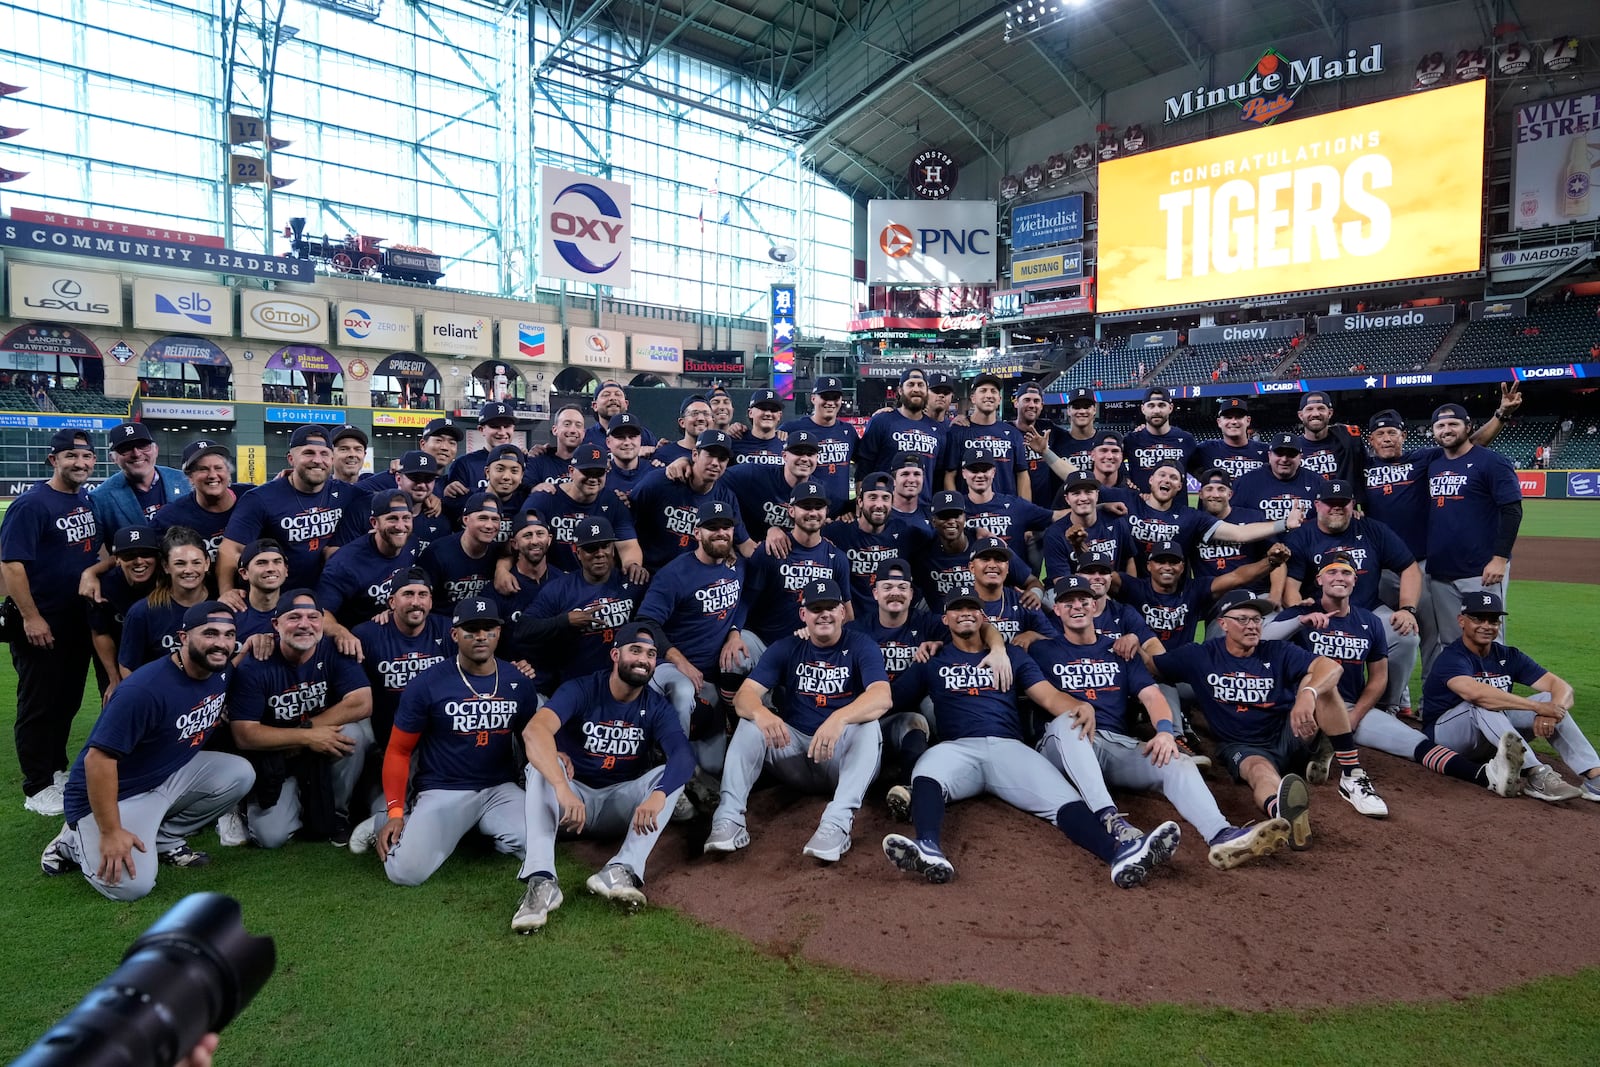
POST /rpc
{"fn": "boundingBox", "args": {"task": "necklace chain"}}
[455,655,499,701]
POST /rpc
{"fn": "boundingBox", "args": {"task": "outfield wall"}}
[1517,471,1600,499]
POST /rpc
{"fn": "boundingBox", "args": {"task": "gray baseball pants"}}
[379,781,526,886]
[1420,566,1511,676]
[1041,720,1229,841]
[521,764,683,883]
[247,721,371,848]
[913,736,1082,819]
[712,719,882,834]
[1429,691,1598,775]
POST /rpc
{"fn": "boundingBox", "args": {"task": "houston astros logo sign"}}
[879,224,913,258]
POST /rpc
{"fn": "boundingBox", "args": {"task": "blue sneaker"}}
[882,833,954,883]
[1110,820,1181,888]
[1206,820,1290,870]
[1581,776,1600,803]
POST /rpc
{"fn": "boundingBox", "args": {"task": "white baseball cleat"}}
[1338,770,1389,818]
[1206,819,1290,870]
[347,813,379,854]
[586,863,646,909]
[23,783,63,817]
[512,876,563,933]
[217,810,249,847]
[703,819,749,853]
[1484,732,1525,797]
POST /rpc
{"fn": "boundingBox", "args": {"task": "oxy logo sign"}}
[539,166,632,287]
[335,303,415,349]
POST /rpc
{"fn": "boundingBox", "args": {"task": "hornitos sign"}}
[1164,44,1385,125]
[239,290,328,342]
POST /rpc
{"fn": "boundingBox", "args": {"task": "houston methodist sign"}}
[1098,80,1486,314]
[866,200,996,285]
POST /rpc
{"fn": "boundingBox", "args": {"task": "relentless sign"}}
[1010,194,1085,251]
[1512,91,1600,230]
[1099,81,1486,313]
[1164,44,1386,125]
[631,333,684,374]
[421,311,491,359]
[132,279,234,337]
[908,148,959,199]
[335,302,415,350]
[867,200,996,285]
[6,262,123,326]
[539,166,632,287]
[239,290,328,342]
[496,320,563,364]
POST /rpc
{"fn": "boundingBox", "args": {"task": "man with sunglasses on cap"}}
[359,417,463,494]
[416,492,505,616]
[352,597,534,884]
[629,429,755,574]
[524,442,641,576]
[1193,398,1269,480]
[219,425,352,598]
[1232,434,1321,523]
[332,451,450,552]
[150,440,252,561]
[941,373,1031,500]
[514,620,691,930]
[705,579,890,862]
[733,389,788,465]
[1265,556,1524,800]
[90,421,186,542]
[780,376,856,510]
[441,401,521,498]
[316,490,420,651]
[229,590,373,847]
[518,516,645,696]
[1122,388,1197,492]
[2,427,101,816]
[855,368,947,505]
[1422,590,1598,803]
[41,602,256,900]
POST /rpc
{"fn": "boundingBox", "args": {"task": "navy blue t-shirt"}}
[628,468,750,573]
[855,410,945,503]
[118,597,191,671]
[1424,446,1522,581]
[1422,640,1546,728]
[651,440,694,470]
[330,492,449,551]
[442,448,494,494]
[223,479,351,588]
[315,535,418,627]
[732,433,786,466]
[1124,500,1219,574]
[637,553,747,671]
[1029,635,1157,735]
[1122,427,1198,490]
[1191,439,1269,480]
[749,630,889,734]
[494,566,558,626]
[1022,422,1072,508]
[545,668,690,793]
[88,568,154,640]
[1116,574,1217,646]
[63,655,230,825]
[1041,514,1137,582]
[234,603,277,645]
[822,518,913,617]
[416,534,500,616]
[779,416,856,506]
[1191,505,1268,588]
[942,421,1030,496]
[891,644,1045,741]
[527,569,643,685]
[912,539,1033,612]
[979,587,1060,644]
[352,614,453,738]
[1232,467,1322,521]
[1283,516,1414,610]
[602,463,648,503]
[1155,639,1317,747]
[0,481,99,621]
[964,492,1055,550]
[394,657,537,791]
[847,611,949,681]
[1363,447,1439,561]
[721,463,804,541]
[744,539,851,644]
[524,450,574,489]
[229,636,369,726]
[528,485,638,572]
[151,484,253,560]
[1278,605,1388,705]
[1089,600,1159,645]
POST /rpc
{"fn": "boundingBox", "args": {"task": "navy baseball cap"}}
[1090,430,1123,449]
[239,538,285,566]
[1214,590,1275,617]
[606,412,644,436]
[331,424,368,447]
[784,429,820,454]
[749,389,783,410]
[887,452,922,471]
[371,489,411,516]
[1270,433,1301,454]
[1053,574,1095,598]
[1063,470,1099,492]
[860,471,893,494]
[387,565,431,594]
[929,371,956,393]
[181,439,231,471]
[696,500,736,526]
[179,601,233,630]
[708,384,730,399]
[1014,382,1043,399]
[613,619,662,649]
[898,367,928,385]
[596,379,626,394]
[875,557,914,581]
[1299,391,1334,409]
[1075,550,1115,572]
[451,596,502,627]
[678,393,710,415]
[48,428,93,454]
[573,516,616,546]
[1461,590,1507,616]
[962,445,997,469]
[812,376,844,395]
[1217,398,1250,416]
[1067,387,1096,407]
[970,372,1002,392]
[1367,409,1404,432]
[273,588,321,618]
[572,443,609,471]
[513,508,548,532]
[1148,540,1184,562]
[1199,467,1234,487]
[1144,387,1171,403]
[944,583,984,610]
[288,425,330,449]
[478,401,516,424]
[485,443,524,467]
[462,491,501,517]
[789,481,829,505]
[802,579,845,608]
[109,422,154,451]
[111,525,158,556]
[422,417,463,441]
[1318,479,1356,502]
[931,489,966,515]
[694,429,733,455]
[1318,552,1357,573]
[399,450,438,477]
[1432,403,1470,424]
[971,536,1010,559]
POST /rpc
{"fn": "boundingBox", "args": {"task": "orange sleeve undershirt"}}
[383,727,421,815]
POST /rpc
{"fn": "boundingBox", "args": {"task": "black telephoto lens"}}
[12,893,276,1067]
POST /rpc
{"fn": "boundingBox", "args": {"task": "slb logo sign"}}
[539,166,632,288]
[866,200,996,285]
[132,278,233,336]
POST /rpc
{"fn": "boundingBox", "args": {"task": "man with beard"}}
[351,566,452,750]
[520,517,644,695]
[638,501,752,776]
[524,404,587,487]
[333,451,450,552]
[912,490,1038,612]
[967,537,1058,646]
[741,482,852,662]
[1041,473,1139,583]
[1032,576,1290,870]
[352,597,535,885]
[90,422,185,540]
[1420,403,1524,673]
[1232,434,1321,522]
[514,622,692,930]
[1013,382,1073,511]
[150,440,253,561]
[316,490,419,646]
[705,579,890,862]
[653,394,714,470]
[1191,398,1268,480]
[960,445,1062,554]
[442,402,521,498]
[1265,556,1524,799]
[1124,461,1294,579]
[1293,391,1364,488]
[584,380,657,453]
[219,425,351,595]
[779,376,856,510]
[855,367,946,504]
[417,493,505,615]
[881,584,1181,887]
[1282,480,1421,714]
[1153,589,1389,852]
[524,443,641,575]
[1121,388,1197,491]
[90,526,162,702]
[229,590,373,847]
[720,431,821,543]
[602,412,651,499]
[732,389,786,465]
[824,472,915,617]
[629,430,754,573]
[491,510,558,623]
[941,374,1031,499]
[359,417,463,494]
[1,428,102,816]
[40,602,255,900]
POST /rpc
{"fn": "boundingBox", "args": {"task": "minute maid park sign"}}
[1164,44,1385,125]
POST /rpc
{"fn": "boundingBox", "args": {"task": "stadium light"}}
[1004,0,1070,44]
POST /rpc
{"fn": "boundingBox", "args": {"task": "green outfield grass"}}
[1520,498,1600,539]
[1,580,1597,1066]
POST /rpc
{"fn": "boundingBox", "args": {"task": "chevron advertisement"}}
[497,319,562,364]
[1097,80,1487,313]
[132,278,234,336]
[867,200,997,284]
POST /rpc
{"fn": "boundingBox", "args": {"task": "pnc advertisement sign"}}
[866,200,996,285]
[1098,80,1486,314]
[539,166,632,288]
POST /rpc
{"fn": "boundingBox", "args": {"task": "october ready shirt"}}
[749,630,888,734]
[394,658,537,791]
[1155,640,1318,747]
[545,669,690,793]
[891,645,1044,741]
[224,479,349,588]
